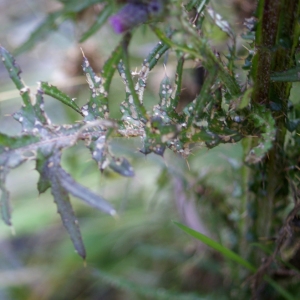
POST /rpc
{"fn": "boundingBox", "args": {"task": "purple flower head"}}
[109,3,149,34]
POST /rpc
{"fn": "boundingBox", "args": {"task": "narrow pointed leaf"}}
[174,221,256,271]
[56,167,116,215]
[51,173,86,259]
[102,42,123,92]
[36,150,52,194]
[174,222,294,300]
[14,12,63,56]
[80,5,113,42]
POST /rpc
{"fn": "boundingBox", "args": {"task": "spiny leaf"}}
[145,41,170,71]
[152,26,241,97]
[39,82,83,115]
[81,42,122,120]
[134,41,170,103]
[121,34,148,122]
[159,72,173,111]
[118,60,138,120]
[168,55,184,116]
[0,46,32,106]
[0,46,23,90]
[80,4,113,42]
[81,52,108,120]
[33,88,50,125]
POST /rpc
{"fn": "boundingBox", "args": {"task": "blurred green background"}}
[0,0,289,299]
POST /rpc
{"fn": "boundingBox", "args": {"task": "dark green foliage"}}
[1,0,300,299]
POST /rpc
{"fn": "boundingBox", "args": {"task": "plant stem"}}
[252,0,300,246]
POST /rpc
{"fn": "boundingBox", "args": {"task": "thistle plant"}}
[1,0,300,298]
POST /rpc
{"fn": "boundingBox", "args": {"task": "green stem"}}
[251,0,300,249]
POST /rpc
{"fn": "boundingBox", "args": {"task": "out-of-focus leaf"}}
[62,0,106,13]
[39,82,83,115]
[80,5,113,42]
[0,133,40,150]
[246,105,276,164]
[271,65,300,82]
[168,56,184,116]
[0,133,40,168]
[102,41,123,92]
[0,169,11,226]
[109,156,135,177]
[238,87,253,109]
[207,7,234,39]
[14,12,63,56]
[185,0,209,13]
[174,221,256,271]
[36,149,52,194]
[93,269,204,300]
[174,222,295,300]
